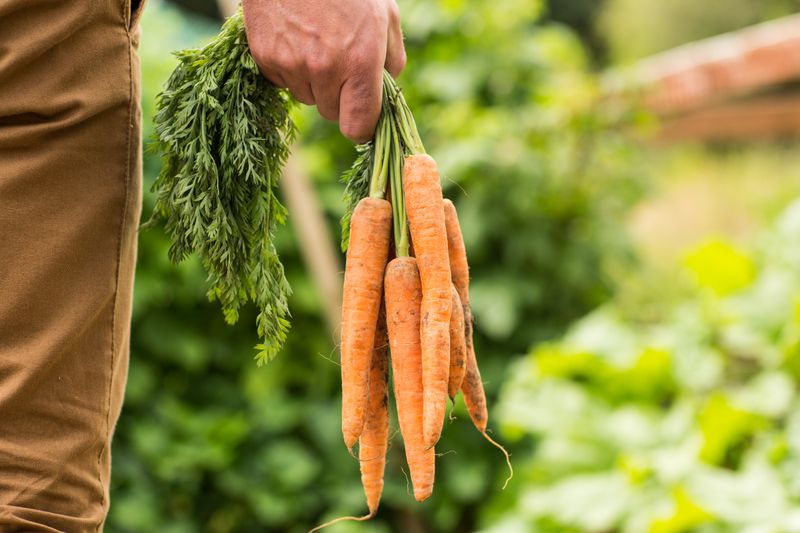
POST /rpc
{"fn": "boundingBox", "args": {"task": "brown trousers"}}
[0,0,144,531]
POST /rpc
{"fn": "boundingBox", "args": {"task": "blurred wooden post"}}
[281,151,343,339]
[217,0,238,17]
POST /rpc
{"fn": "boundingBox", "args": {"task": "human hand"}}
[243,0,406,143]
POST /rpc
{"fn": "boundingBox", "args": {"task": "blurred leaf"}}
[683,240,755,297]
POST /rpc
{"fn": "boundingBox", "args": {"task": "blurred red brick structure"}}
[609,14,800,141]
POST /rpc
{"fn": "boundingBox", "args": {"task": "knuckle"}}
[290,87,313,105]
[340,120,370,143]
[394,48,407,72]
[318,104,337,121]
[273,52,300,74]
[348,47,379,73]
[306,53,335,79]
[389,2,401,21]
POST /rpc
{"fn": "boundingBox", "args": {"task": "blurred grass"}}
[491,200,800,532]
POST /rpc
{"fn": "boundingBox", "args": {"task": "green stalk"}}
[383,71,425,155]
[369,117,391,198]
[389,125,409,257]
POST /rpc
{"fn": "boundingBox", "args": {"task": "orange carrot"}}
[443,199,483,427]
[341,197,392,450]
[403,154,451,449]
[443,198,513,488]
[461,339,488,429]
[310,308,390,533]
[385,257,435,502]
[359,306,390,515]
[447,284,467,400]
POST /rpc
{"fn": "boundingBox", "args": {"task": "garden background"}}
[111,0,800,531]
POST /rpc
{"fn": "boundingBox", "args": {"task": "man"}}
[0,0,405,530]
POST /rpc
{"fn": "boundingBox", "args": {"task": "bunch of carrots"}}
[312,74,511,531]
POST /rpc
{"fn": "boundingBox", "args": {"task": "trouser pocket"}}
[129,0,146,30]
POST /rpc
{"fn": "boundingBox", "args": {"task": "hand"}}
[243,0,406,143]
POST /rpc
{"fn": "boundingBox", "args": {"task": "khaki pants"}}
[0,0,144,530]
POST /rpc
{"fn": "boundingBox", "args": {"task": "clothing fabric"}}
[0,0,144,530]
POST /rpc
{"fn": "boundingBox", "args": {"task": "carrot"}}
[443,198,513,489]
[360,306,390,515]
[341,197,392,450]
[403,154,451,449]
[443,199,483,424]
[385,257,435,502]
[310,307,390,533]
[447,284,467,400]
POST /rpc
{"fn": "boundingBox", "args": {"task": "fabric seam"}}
[94,4,135,530]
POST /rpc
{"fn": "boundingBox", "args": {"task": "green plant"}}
[489,201,800,532]
[147,10,295,364]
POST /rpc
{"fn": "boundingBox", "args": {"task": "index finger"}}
[338,66,383,143]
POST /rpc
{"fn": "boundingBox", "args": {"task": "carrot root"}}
[308,513,373,533]
[359,305,390,515]
[480,430,514,490]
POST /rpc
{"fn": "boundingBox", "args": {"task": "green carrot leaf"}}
[147,9,295,364]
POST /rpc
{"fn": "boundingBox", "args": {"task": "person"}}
[0,0,406,530]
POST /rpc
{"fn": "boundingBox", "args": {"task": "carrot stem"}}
[382,71,425,155]
[369,118,390,199]
[389,126,409,257]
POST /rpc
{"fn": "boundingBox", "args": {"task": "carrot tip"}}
[423,431,441,451]
[481,430,514,489]
[447,402,457,421]
[308,512,373,533]
[344,434,358,451]
[346,443,357,459]
[414,490,432,503]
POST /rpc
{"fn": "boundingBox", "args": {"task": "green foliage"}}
[339,141,374,251]
[490,201,800,532]
[148,9,295,364]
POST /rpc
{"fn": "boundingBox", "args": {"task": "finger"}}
[309,59,342,121]
[385,5,406,77]
[248,52,289,89]
[311,81,342,121]
[286,79,315,106]
[261,68,288,89]
[339,67,383,143]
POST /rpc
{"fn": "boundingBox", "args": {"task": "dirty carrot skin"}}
[443,198,513,488]
[385,257,435,502]
[311,311,390,533]
[404,154,451,449]
[341,197,392,450]
[461,340,488,430]
[359,307,390,515]
[443,199,484,427]
[447,285,467,400]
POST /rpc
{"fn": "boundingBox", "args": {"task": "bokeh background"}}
[112,0,800,531]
